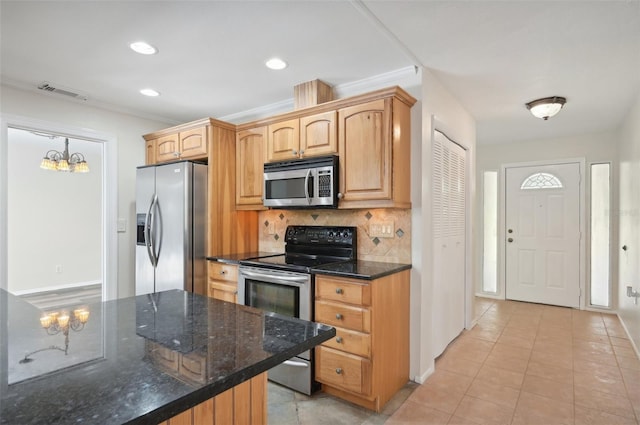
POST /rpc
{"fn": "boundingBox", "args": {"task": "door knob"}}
[508,229,513,233]
[508,238,514,243]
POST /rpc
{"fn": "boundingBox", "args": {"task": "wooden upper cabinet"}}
[267,119,299,162]
[236,126,266,208]
[337,96,412,209]
[148,126,208,164]
[338,99,391,203]
[179,126,208,159]
[300,111,337,158]
[145,139,156,165]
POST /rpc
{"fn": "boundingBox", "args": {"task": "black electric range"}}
[240,225,357,273]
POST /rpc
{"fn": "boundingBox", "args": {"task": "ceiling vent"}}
[37,82,89,101]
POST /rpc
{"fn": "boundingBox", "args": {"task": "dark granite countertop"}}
[206,252,280,264]
[0,289,334,425]
[312,260,412,280]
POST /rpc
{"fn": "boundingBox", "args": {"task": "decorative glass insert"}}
[520,172,563,190]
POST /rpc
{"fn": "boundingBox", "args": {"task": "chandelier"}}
[40,138,90,173]
[39,308,90,355]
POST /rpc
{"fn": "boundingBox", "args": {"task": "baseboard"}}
[413,364,435,384]
[617,312,640,360]
[12,280,101,296]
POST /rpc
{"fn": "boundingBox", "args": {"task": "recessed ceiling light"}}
[140,88,160,97]
[265,57,288,70]
[130,41,158,55]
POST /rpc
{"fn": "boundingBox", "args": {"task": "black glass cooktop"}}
[240,254,348,273]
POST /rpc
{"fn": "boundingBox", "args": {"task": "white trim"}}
[617,312,640,360]
[0,114,118,302]
[500,158,587,309]
[11,280,101,296]
[218,66,420,124]
[414,364,435,384]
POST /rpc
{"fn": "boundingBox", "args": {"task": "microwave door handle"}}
[304,168,312,205]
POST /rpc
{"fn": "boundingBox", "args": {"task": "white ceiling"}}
[2,1,639,145]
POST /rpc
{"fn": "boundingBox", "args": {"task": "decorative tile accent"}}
[372,237,381,245]
[264,220,269,227]
[258,208,411,263]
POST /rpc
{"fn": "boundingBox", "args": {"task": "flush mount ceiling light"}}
[130,41,158,55]
[265,57,288,70]
[525,96,567,120]
[140,88,160,97]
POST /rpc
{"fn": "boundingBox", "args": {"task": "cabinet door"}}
[156,134,180,162]
[145,139,156,165]
[236,127,266,206]
[338,99,391,202]
[179,126,208,159]
[300,111,337,158]
[267,118,299,162]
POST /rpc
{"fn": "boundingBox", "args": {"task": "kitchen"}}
[2,1,640,424]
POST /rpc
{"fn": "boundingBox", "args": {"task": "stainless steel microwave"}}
[263,155,339,208]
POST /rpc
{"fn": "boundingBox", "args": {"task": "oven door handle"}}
[282,360,309,368]
[240,269,309,284]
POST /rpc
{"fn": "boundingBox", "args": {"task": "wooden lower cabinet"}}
[314,270,410,412]
[158,372,267,425]
[207,261,239,303]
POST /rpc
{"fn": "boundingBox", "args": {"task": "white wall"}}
[411,68,476,382]
[475,131,619,302]
[617,91,640,353]
[0,84,171,299]
[8,129,102,293]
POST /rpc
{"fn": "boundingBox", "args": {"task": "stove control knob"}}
[329,231,334,238]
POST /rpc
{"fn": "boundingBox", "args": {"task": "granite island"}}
[0,289,335,424]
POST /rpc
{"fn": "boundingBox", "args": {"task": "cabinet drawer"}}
[315,300,370,333]
[315,346,371,395]
[316,276,371,306]
[208,262,238,283]
[146,341,179,372]
[208,281,238,303]
[322,327,371,358]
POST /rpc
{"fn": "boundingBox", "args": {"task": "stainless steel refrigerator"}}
[135,161,207,296]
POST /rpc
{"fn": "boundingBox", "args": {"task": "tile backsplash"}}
[258,209,411,264]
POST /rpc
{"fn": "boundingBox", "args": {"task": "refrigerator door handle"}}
[145,194,158,267]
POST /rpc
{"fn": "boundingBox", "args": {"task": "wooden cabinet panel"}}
[322,327,371,358]
[179,126,208,159]
[156,134,180,162]
[267,118,300,162]
[145,139,156,165]
[338,99,391,202]
[180,351,207,384]
[208,261,238,282]
[316,276,371,306]
[300,111,337,158]
[315,346,371,395]
[315,300,370,333]
[236,127,266,207]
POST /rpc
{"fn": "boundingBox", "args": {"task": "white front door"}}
[505,163,581,308]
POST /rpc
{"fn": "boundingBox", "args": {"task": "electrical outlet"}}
[267,222,276,235]
[369,221,395,238]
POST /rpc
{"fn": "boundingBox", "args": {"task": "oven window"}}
[246,279,300,318]
[265,178,313,199]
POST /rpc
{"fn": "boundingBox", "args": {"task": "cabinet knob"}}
[220,270,226,275]
[337,192,344,199]
[335,368,343,375]
[299,149,305,156]
[336,336,343,343]
[292,149,297,155]
[335,313,343,320]
[173,152,181,157]
[335,288,343,294]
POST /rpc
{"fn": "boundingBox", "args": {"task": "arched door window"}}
[520,172,563,190]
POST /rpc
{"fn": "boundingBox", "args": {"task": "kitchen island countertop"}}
[312,260,412,280]
[0,289,334,425]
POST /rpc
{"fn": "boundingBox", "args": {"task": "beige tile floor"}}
[387,298,640,425]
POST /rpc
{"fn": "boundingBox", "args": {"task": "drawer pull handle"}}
[335,313,343,320]
[335,368,343,375]
[335,288,343,294]
[219,270,226,275]
[336,337,343,343]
